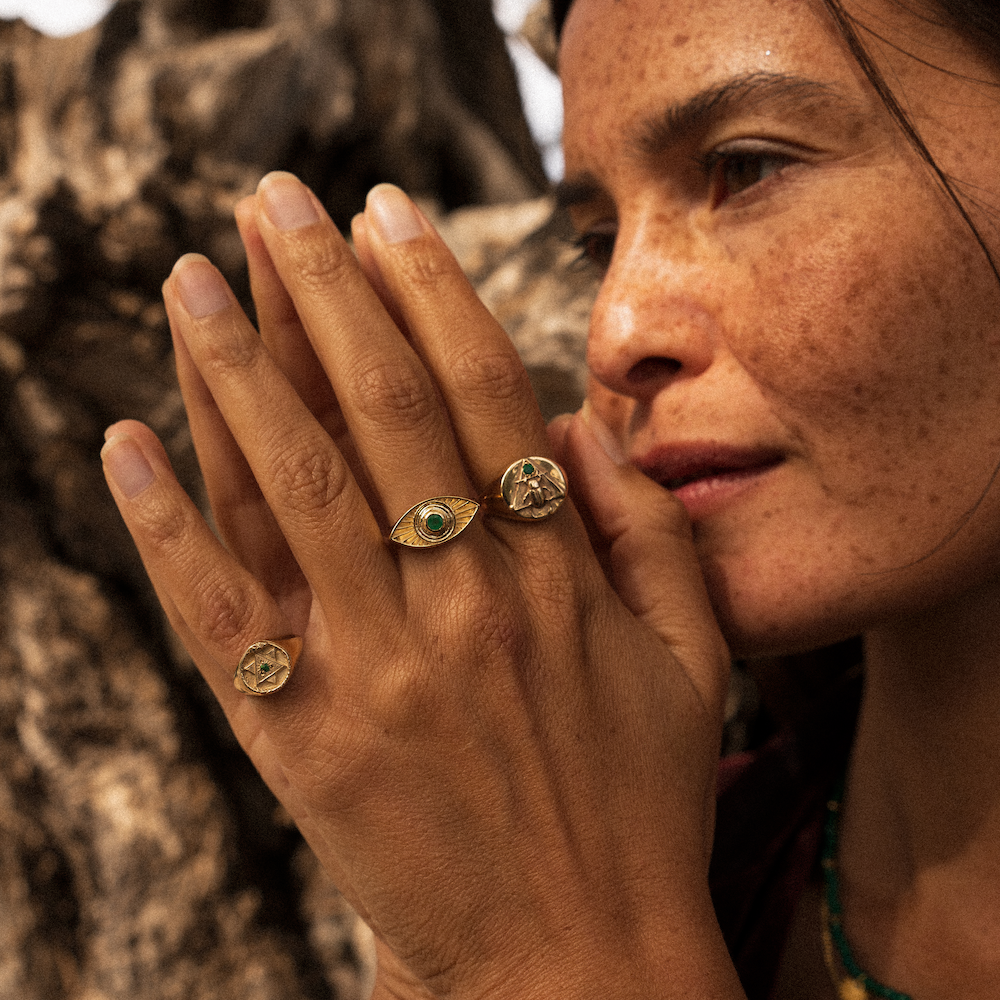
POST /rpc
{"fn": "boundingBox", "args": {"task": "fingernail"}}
[173,254,231,318]
[581,398,626,465]
[102,433,155,499]
[366,184,424,244]
[259,171,320,232]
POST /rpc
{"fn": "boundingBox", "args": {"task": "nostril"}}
[627,357,683,384]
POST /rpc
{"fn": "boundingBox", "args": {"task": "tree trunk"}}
[0,3,592,997]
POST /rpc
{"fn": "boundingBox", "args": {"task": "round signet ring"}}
[390,496,480,548]
[484,457,567,521]
[234,636,302,696]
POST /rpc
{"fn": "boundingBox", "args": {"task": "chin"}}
[718,613,864,660]
[698,554,873,660]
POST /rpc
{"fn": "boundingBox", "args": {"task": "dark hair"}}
[550,0,573,35]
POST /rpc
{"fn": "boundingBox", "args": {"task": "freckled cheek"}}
[729,207,1000,463]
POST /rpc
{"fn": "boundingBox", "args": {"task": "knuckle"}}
[268,437,349,518]
[394,244,456,291]
[284,237,356,295]
[449,344,528,411]
[349,355,438,431]
[191,571,259,647]
[372,561,532,725]
[427,553,533,665]
[138,496,192,554]
[196,314,262,377]
[128,483,270,655]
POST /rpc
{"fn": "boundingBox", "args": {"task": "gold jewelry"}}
[483,457,567,521]
[390,496,480,548]
[234,637,302,696]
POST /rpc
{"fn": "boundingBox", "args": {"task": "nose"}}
[586,217,719,402]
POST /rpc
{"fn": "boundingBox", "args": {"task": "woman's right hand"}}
[101,172,743,1000]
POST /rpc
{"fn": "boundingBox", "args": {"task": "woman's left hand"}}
[101,173,738,1000]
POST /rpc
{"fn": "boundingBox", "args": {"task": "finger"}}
[559,406,731,715]
[100,423,355,844]
[360,184,551,487]
[99,422,291,712]
[351,212,408,335]
[165,310,306,601]
[236,199,383,517]
[250,172,477,522]
[162,252,395,610]
[546,412,612,572]
[235,197,344,438]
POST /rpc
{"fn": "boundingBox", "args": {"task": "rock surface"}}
[0,2,593,997]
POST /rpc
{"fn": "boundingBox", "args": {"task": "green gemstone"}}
[522,462,535,476]
[426,513,445,532]
[260,662,272,674]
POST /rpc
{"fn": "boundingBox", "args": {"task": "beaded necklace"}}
[820,783,914,1000]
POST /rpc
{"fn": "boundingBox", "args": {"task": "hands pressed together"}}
[101,172,743,1000]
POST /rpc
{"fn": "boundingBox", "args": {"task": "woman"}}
[100,0,1000,996]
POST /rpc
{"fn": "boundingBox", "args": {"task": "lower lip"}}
[668,463,782,519]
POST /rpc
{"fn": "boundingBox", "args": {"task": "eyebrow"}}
[635,71,851,156]
[555,71,859,209]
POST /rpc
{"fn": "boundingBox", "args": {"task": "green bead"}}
[426,513,445,532]
[260,662,272,674]
[522,462,535,476]
[822,777,915,1000]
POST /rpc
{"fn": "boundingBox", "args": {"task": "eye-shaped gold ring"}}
[390,496,480,548]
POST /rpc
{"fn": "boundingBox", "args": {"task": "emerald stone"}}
[426,513,445,532]
[260,662,272,674]
[522,462,535,476]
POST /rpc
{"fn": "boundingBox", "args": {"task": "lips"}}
[635,443,785,514]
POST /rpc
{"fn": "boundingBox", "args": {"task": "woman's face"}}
[560,0,1000,655]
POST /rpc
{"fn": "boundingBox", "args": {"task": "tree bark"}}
[0,3,592,997]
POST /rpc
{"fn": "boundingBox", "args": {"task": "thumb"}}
[560,403,731,715]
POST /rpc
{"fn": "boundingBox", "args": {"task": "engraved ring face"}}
[498,457,567,520]
[391,496,480,548]
[235,638,300,696]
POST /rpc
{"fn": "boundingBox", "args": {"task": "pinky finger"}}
[136,560,337,878]
[100,421,291,713]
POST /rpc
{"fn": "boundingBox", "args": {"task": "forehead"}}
[559,0,856,148]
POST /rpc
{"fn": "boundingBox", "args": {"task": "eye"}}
[700,145,797,206]
[569,226,616,272]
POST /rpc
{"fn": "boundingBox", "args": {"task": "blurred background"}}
[0,3,595,998]
[0,0,565,174]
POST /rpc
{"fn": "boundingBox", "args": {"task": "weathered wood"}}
[0,2,591,996]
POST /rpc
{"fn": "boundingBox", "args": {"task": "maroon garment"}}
[710,675,861,999]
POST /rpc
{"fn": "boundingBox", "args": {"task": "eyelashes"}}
[566,146,800,272]
[569,228,616,271]
[696,147,797,206]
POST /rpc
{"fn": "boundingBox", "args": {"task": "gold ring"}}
[390,496,480,548]
[234,637,302,696]
[483,457,567,521]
